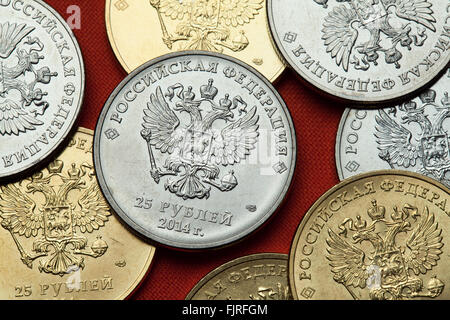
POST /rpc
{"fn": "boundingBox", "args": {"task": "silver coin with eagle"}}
[93,51,296,249]
[268,0,450,104]
[336,68,450,187]
[0,0,84,180]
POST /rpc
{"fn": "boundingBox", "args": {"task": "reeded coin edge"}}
[288,169,450,300]
[185,253,288,300]
[266,0,450,105]
[105,0,286,82]
[93,50,297,250]
[0,0,85,180]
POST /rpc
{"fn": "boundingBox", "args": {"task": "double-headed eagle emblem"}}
[313,0,436,71]
[0,161,111,276]
[375,89,450,187]
[327,201,444,300]
[141,79,260,200]
[0,22,58,136]
[149,0,263,53]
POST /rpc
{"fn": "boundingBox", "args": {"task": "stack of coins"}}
[0,0,448,301]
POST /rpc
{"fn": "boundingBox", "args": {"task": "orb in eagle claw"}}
[0,0,84,179]
[268,0,450,104]
[94,51,296,250]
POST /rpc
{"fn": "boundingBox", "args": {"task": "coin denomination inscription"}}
[0,129,155,300]
[94,52,296,249]
[106,0,285,82]
[290,172,449,300]
[0,0,84,178]
[336,69,450,187]
[186,253,291,300]
[268,0,450,103]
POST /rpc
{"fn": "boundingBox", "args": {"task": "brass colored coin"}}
[105,0,285,82]
[186,253,291,300]
[289,171,449,300]
[0,128,155,300]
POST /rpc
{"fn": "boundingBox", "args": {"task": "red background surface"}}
[46,0,346,300]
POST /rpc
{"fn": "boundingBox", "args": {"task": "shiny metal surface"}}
[336,68,450,187]
[0,0,84,179]
[268,0,450,104]
[94,51,296,250]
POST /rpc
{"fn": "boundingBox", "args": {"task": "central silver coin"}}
[94,51,296,250]
[0,0,84,179]
[336,68,450,187]
[268,0,450,104]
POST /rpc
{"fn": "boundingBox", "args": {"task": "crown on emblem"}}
[419,89,436,104]
[367,200,386,221]
[403,100,417,112]
[182,86,196,102]
[48,160,64,174]
[215,94,233,111]
[200,79,218,100]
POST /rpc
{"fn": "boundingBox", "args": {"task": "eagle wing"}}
[388,0,436,32]
[322,4,359,72]
[0,184,43,237]
[374,109,420,168]
[142,86,184,154]
[158,0,192,20]
[0,100,43,136]
[326,229,369,289]
[210,106,259,166]
[219,0,264,27]
[0,22,34,59]
[72,182,111,234]
[404,206,443,275]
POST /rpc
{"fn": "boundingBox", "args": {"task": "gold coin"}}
[0,128,155,300]
[289,170,449,300]
[105,0,285,82]
[186,253,291,300]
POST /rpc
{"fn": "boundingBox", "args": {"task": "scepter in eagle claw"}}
[141,128,177,184]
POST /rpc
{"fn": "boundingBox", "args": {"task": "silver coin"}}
[336,68,450,187]
[93,51,296,250]
[268,0,450,104]
[0,0,84,180]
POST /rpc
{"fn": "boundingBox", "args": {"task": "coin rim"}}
[185,252,288,300]
[267,0,450,105]
[335,108,354,181]
[288,169,450,300]
[75,127,157,300]
[104,0,286,82]
[0,0,85,180]
[93,50,297,250]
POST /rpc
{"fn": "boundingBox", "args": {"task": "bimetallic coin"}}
[94,51,296,250]
[336,68,450,187]
[186,253,291,300]
[105,0,285,82]
[289,171,449,300]
[0,0,84,179]
[0,128,155,300]
[268,0,450,104]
